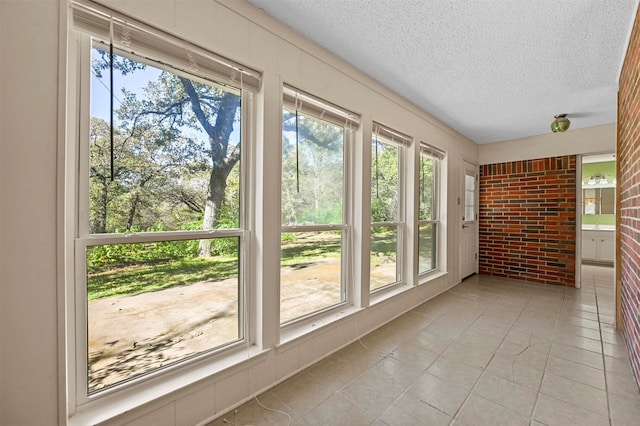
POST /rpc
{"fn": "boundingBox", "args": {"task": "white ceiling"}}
[246,0,638,144]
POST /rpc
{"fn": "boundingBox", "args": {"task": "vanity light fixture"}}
[551,114,570,133]
[587,173,606,185]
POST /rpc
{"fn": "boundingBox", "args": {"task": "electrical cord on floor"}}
[221,244,292,426]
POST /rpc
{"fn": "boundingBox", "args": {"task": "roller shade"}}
[71,0,261,92]
[373,122,412,145]
[283,84,360,129]
[420,142,446,160]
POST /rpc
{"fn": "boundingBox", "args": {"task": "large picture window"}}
[70,1,259,399]
[280,85,358,324]
[418,143,444,275]
[370,124,409,291]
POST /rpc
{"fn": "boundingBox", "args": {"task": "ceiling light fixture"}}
[551,114,570,133]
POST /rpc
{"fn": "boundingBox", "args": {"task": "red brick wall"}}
[618,4,640,390]
[479,156,576,286]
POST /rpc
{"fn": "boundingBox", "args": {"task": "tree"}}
[91,49,241,256]
[371,141,399,223]
[281,111,344,226]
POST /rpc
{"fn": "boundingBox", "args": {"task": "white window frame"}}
[417,143,445,278]
[370,123,409,292]
[66,1,258,412]
[280,85,358,327]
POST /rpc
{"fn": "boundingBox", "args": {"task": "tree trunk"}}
[198,168,229,257]
[126,192,140,231]
[179,80,241,257]
[98,178,108,233]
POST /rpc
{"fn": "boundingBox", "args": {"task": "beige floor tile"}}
[466,315,514,337]
[473,372,538,417]
[359,329,403,355]
[413,329,456,354]
[379,392,451,426]
[365,356,422,393]
[270,371,334,417]
[550,342,604,370]
[338,376,399,418]
[563,302,598,314]
[555,323,602,342]
[390,339,439,371]
[565,316,601,331]
[334,342,384,370]
[605,354,633,377]
[307,352,366,391]
[211,392,294,426]
[506,329,553,354]
[441,340,496,369]
[454,394,529,426]
[600,329,626,346]
[292,393,375,426]
[553,333,603,354]
[496,341,549,371]
[546,355,606,390]
[427,356,483,390]
[338,357,419,418]
[505,326,553,352]
[609,391,640,426]
[604,341,631,359]
[559,310,599,322]
[456,329,503,352]
[484,353,545,391]
[533,393,610,426]
[405,372,469,416]
[606,370,640,397]
[540,372,609,417]
[208,267,640,425]
[599,313,615,325]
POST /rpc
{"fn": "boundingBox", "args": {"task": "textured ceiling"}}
[246,0,638,144]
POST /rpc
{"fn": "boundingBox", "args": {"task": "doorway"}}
[460,160,478,280]
[580,153,616,323]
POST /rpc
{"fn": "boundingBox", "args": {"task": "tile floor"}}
[209,266,640,425]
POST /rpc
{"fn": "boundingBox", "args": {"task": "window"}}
[70,0,259,400]
[280,85,359,324]
[464,173,476,221]
[370,124,409,291]
[418,143,444,275]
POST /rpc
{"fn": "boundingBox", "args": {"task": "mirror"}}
[583,187,615,214]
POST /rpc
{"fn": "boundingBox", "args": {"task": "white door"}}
[460,161,478,279]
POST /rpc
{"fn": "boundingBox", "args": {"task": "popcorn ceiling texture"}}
[247,0,635,143]
[479,156,577,286]
[618,2,640,392]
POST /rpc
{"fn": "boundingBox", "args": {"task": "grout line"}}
[449,286,542,424]
[591,269,614,426]
[528,280,568,425]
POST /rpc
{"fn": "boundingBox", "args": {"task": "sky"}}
[90,48,241,147]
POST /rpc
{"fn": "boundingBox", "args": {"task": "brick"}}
[479,156,576,287]
[618,3,640,393]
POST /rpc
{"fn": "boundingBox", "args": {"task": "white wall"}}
[1,0,61,424]
[1,0,479,425]
[478,123,616,164]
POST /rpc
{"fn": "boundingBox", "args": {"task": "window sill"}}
[69,344,270,426]
[418,270,448,285]
[278,305,363,349]
[369,282,413,306]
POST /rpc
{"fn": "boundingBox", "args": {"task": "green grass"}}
[87,256,238,300]
[87,231,403,301]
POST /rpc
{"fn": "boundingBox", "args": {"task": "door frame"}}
[459,159,479,281]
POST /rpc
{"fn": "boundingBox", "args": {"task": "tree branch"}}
[179,77,216,137]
